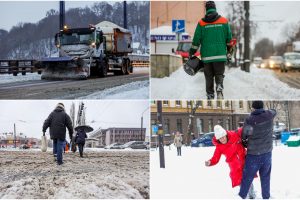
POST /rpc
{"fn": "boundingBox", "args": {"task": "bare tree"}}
[185,100,202,145]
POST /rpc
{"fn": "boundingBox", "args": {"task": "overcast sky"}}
[0,1,102,31]
[0,100,150,139]
[216,1,300,46]
[1,1,300,46]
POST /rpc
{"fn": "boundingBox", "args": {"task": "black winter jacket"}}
[75,129,87,144]
[242,108,276,155]
[42,107,73,141]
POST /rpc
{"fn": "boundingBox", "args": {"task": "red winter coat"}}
[209,128,246,188]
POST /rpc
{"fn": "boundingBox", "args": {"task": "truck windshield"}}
[60,33,94,45]
[177,42,192,52]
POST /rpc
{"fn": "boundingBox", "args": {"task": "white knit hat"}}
[56,103,65,109]
[214,125,227,140]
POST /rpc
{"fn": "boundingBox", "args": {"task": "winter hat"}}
[205,1,216,11]
[252,101,264,109]
[214,125,227,140]
[56,103,65,110]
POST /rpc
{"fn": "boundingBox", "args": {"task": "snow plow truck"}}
[39,21,133,80]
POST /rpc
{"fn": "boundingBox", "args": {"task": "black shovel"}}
[183,56,204,76]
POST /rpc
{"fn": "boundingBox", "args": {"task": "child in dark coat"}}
[75,128,87,157]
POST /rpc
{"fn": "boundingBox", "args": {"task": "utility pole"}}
[157,101,165,168]
[244,1,250,72]
[59,1,65,31]
[123,1,127,29]
[141,115,143,141]
[14,123,16,148]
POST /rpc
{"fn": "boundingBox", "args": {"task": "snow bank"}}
[0,73,41,84]
[0,151,149,199]
[151,65,300,99]
[133,67,150,73]
[79,80,149,99]
[150,146,300,199]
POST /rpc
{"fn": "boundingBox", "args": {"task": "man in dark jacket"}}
[239,101,276,199]
[75,127,87,158]
[189,1,232,100]
[43,103,73,165]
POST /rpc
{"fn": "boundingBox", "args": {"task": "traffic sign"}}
[152,125,158,134]
[172,20,185,33]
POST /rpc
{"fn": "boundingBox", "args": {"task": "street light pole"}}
[14,123,16,148]
[157,101,165,168]
[141,107,149,141]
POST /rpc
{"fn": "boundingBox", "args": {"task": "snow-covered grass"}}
[151,65,300,99]
[0,73,41,84]
[150,145,300,199]
[79,80,149,99]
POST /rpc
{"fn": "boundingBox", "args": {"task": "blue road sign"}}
[152,125,158,134]
[172,20,185,33]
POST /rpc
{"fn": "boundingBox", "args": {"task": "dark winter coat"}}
[209,128,246,188]
[242,109,276,155]
[42,107,73,141]
[75,129,87,144]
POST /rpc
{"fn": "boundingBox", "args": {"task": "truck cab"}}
[175,40,200,62]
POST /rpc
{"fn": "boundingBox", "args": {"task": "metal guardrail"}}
[129,54,149,67]
[0,60,42,76]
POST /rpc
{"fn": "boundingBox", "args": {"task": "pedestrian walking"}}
[43,103,73,165]
[189,1,232,99]
[174,131,183,156]
[205,125,255,198]
[239,101,276,199]
[75,127,87,158]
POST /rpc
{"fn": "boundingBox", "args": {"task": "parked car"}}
[130,142,149,150]
[253,57,263,67]
[268,56,284,69]
[121,141,145,149]
[104,143,123,149]
[273,122,286,140]
[191,132,214,147]
[282,52,300,72]
[290,128,300,136]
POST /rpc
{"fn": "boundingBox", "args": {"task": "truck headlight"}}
[261,63,265,68]
[286,62,292,67]
[90,42,96,48]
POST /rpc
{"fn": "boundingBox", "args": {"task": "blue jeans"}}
[53,139,65,164]
[239,152,272,199]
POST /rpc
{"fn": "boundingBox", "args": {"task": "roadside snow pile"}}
[150,146,300,199]
[151,65,300,99]
[79,80,149,99]
[0,151,149,199]
[133,67,149,74]
[0,73,41,84]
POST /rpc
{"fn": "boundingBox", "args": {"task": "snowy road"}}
[151,65,300,99]
[150,145,300,199]
[0,150,149,199]
[0,68,149,99]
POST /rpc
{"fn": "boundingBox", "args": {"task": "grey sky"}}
[0,100,150,139]
[0,1,101,31]
[216,1,300,46]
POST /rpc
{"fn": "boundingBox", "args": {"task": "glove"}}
[205,160,211,166]
[189,54,196,60]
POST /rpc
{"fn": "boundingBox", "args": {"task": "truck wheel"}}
[99,63,108,77]
[125,60,131,75]
[121,60,127,75]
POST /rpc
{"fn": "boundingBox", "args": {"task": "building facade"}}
[151,1,205,37]
[86,127,147,147]
[151,100,250,143]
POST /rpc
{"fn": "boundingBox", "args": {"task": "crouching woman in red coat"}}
[205,125,255,198]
